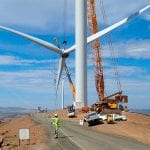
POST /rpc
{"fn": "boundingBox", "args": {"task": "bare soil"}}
[50,109,150,144]
[0,115,47,150]
[0,109,149,150]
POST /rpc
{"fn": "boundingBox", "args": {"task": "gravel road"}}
[32,113,150,150]
[32,113,81,150]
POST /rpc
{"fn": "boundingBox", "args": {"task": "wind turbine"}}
[0,1,149,108]
[51,69,67,110]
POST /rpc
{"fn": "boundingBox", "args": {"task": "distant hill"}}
[129,109,150,115]
[0,107,36,118]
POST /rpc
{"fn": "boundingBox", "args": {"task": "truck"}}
[84,111,101,126]
[98,114,107,121]
[106,114,127,123]
[67,105,75,117]
[114,114,127,121]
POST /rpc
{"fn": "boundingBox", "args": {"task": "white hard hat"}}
[54,114,58,117]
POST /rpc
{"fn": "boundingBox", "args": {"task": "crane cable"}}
[52,0,68,109]
[63,0,68,42]
[98,0,122,92]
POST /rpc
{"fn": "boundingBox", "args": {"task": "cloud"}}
[0,59,149,108]
[0,69,54,93]
[0,54,59,66]
[101,39,150,59]
[0,68,59,108]
[0,0,149,34]
[0,0,75,34]
[87,60,146,87]
[86,64,150,108]
[0,68,75,108]
[143,12,150,21]
[104,66,144,78]
[96,0,150,25]
[0,0,149,108]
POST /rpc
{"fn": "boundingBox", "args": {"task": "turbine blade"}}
[64,5,150,54]
[0,26,63,55]
[56,57,66,92]
[87,5,150,44]
[64,45,76,54]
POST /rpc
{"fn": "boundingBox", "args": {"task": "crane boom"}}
[87,0,105,101]
[64,63,76,100]
[87,0,128,111]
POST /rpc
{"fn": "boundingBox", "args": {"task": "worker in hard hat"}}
[51,114,61,138]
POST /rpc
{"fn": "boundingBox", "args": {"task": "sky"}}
[0,0,150,109]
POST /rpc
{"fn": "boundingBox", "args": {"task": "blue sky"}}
[0,0,150,109]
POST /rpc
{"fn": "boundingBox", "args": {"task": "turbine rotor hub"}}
[62,53,69,58]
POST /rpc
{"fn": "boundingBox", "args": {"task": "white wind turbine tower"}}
[0,1,149,108]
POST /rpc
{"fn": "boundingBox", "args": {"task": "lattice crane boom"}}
[87,0,105,101]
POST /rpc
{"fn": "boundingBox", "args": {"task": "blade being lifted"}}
[56,57,66,92]
[0,26,63,55]
[65,5,150,54]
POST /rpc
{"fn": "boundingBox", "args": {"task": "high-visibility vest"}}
[51,117,61,128]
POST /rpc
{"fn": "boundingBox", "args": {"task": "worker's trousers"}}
[54,128,58,138]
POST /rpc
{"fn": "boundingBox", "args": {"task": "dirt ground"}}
[50,109,150,144]
[91,112,150,144]
[0,115,47,150]
[0,110,149,150]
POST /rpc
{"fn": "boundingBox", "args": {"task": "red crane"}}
[87,0,105,101]
[87,0,127,109]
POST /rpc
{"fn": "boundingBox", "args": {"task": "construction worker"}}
[51,114,61,139]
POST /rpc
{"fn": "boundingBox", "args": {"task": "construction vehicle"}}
[37,107,46,113]
[87,0,128,114]
[81,106,90,113]
[107,114,115,124]
[98,114,107,121]
[84,111,100,126]
[67,105,75,117]
[106,113,127,124]
[114,114,127,121]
